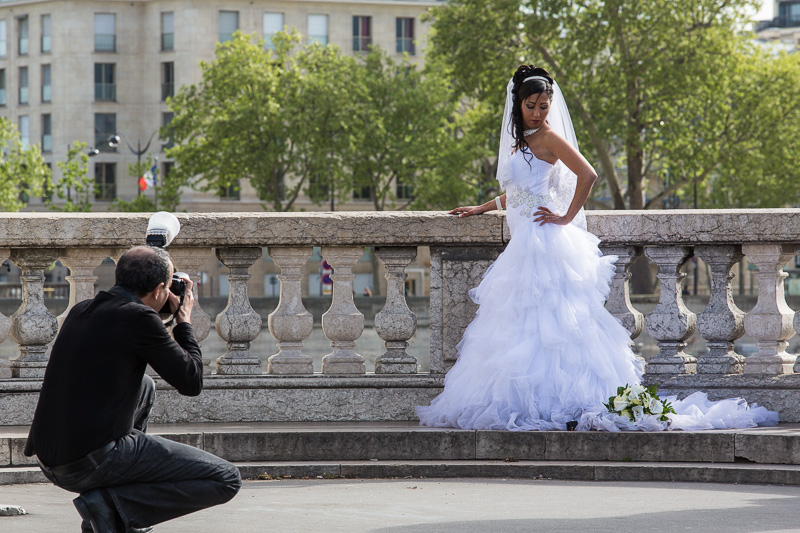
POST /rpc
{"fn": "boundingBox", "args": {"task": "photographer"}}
[24,245,241,533]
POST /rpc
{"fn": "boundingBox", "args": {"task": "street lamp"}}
[108,130,159,196]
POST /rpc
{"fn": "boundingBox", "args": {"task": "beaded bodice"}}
[505,149,554,220]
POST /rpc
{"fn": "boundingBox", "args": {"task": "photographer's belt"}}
[37,440,117,476]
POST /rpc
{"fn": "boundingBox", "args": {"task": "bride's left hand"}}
[533,206,571,226]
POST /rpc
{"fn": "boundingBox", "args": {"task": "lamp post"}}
[108,130,159,196]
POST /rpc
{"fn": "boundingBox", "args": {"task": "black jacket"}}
[24,286,203,466]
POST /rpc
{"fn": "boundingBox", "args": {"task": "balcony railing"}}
[1,211,800,425]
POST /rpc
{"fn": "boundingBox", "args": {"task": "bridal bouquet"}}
[604,384,675,422]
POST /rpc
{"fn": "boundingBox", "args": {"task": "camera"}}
[145,212,186,322]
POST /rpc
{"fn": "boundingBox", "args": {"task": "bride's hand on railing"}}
[449,206,484,218]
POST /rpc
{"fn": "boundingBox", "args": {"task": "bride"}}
[416,65,778,432]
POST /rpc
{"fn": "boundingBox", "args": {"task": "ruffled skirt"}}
[417,218,778,431]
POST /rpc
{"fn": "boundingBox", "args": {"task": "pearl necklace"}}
[523,125,543,137]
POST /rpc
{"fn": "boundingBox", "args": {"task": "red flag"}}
[138,176,147,191]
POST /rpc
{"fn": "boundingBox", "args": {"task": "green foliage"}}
[426,0,800,209]
[165,31,476,211]
[110,195,157,213]
[47,141,94,212]
[0,118,49,211]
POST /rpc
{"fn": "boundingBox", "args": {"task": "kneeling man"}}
[24,245,241,532]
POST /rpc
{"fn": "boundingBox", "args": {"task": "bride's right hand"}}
[449,206,483,218]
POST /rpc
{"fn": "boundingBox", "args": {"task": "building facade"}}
[0,0,438,212]
[756,0,800,50]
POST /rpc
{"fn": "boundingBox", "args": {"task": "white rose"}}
[649,397,664,415]
[630,384,646,397]
[632,405,645,420]
[614,396,629,411]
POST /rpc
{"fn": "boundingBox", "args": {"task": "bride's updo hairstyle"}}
[510,64,554,153]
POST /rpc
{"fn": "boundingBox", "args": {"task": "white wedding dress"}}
[417,149,778,432]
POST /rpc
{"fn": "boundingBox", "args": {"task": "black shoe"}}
[73,490,120,533]
[129,528,154,533]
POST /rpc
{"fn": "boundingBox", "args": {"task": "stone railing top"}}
[3,209,800,248]
[585,209,800,245]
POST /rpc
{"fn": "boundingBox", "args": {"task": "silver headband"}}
[523,75,550,84]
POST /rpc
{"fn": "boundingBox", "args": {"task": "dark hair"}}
[115,246,172,298]
[510,64,554,154]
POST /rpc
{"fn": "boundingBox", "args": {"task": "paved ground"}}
[1,479,800,532]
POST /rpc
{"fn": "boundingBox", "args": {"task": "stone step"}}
[4,460,800,487]
[2,422,799,485]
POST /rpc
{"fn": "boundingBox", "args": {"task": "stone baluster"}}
[169,247,214,374]
[267,247,314,374]
[644,246,697,374]
[321,247,366,374]
[0,249,11,346]
[214,247,263,375]
[600,245,645,340]
[57,248,115,328]
[374,247,418,374]
[742,243,796,374]
[9,249,61,378]
[695,245,745,374]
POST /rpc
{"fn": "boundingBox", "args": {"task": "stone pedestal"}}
[374,247,418,374]
[267,247,314,375]
[695,245,745,374]
[644,246,697,375]
[600,245,645,340]
[742,244,796,375]
[9,249,61,378]
[321,247,366,374]
[57,248,114,328]
[214,247,263,375]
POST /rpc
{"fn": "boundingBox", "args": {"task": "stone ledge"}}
[0,210,799,248]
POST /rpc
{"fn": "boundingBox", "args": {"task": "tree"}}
[343,48,470,211]
[47,141,95,212]
[425,0,800,210]
[0,118,49,211]
[165,31,476,211]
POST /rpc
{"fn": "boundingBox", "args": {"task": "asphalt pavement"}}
[1,478,800,532]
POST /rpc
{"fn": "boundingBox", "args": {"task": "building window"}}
[95,163,116,200]
[161,12,174,51]
[162,112,174,150]
[0,20,6,57]
[19,66,28,104]
[18,16,28,55]
[353,16,371,52]
[162,161,174,183]
[0,69,5,106]
[19,116,29,147]
[41,14,51,53]
[161,62,174,101]
[94,13,116,52]
[94,113,116,153]
[41,64,51,103]
[308,14,328,45]
[219,11,238,42]
[263,13,283,51]
[396,177,413,200]
[219,180,240,200]
[41,114,52,152]
[94,63,115,101]
[353,185,373,200]
[396,18,415,55]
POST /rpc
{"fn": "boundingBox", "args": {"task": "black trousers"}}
[37,375,241,531]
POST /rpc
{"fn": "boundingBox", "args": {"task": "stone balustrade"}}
[1,210,800,424]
